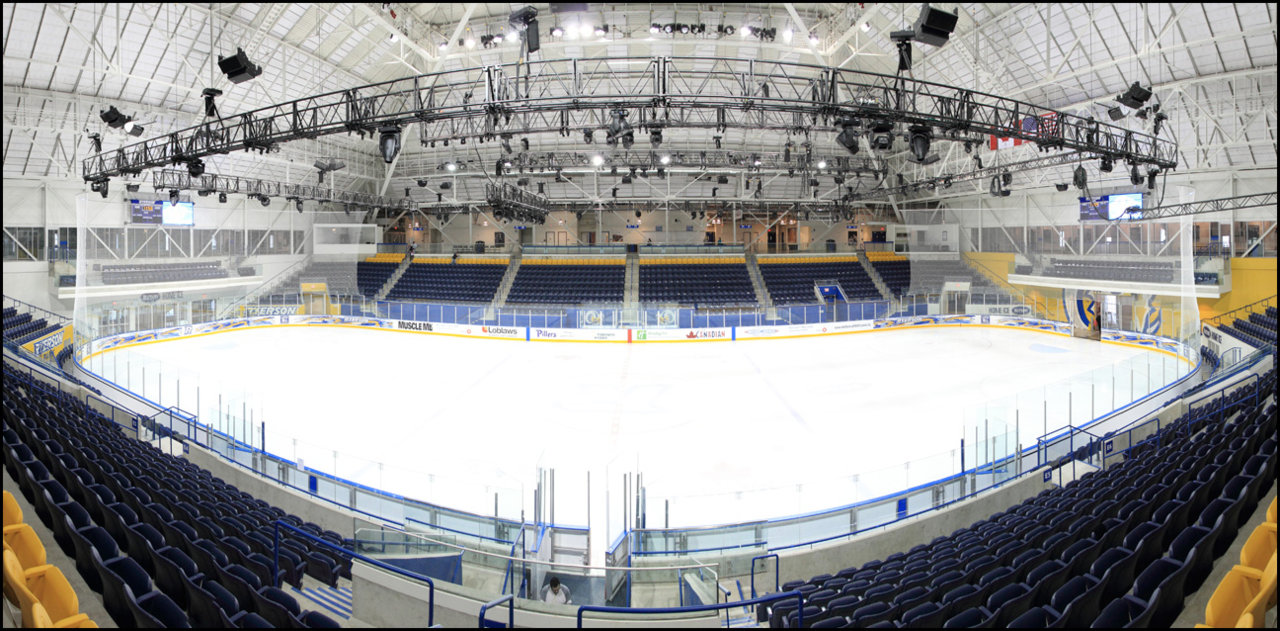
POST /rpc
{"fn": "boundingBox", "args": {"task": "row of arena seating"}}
[1196,272,1220,285]
[758,367,1277,628]
[294,261,359,296]
[638,263,756,306]
[385,263,507,303]
[3,364,344,628]
[1220,307,1279,351]
[5,489,100,627]
[1045,258,1180,284]
[101,261,228,286]
[3,309,63,347]
[906,259,995,293]
[1196,507,1277,627]
[356,261,398,296]
[758,258,881,304]
[506,264,624,305]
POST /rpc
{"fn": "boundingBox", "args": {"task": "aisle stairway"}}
[858,253,894,301]
[745,253,775,309]
[490,257,522,309]
[373,254,415,301]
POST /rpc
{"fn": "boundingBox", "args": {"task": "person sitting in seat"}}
[541,577,571,604]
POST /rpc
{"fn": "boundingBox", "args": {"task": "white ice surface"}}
[92,324,1179,563]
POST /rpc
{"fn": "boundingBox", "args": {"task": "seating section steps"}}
[506,262,625,305]
[864,251,911,297]
[101,261,228,285]
[754,367,1278,629]
[638,259,756,306]
[757,258,880,304]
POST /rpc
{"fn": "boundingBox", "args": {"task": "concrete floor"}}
[4,466,115,627]
[1172,483,1278,628]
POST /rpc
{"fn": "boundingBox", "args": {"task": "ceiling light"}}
[99,105,128,128]
[817,160,827,169]
[1116,82,1153,109]
[742,26,752,38]
[218,192,227,203]
[378,125,402,163]
[679,24,690,34]
[591,155,604,166]
[860,22,871,32]
[217,47,263,84]
[439,41,449,50]
[493,33,504,43]
[187,158,205,177]
[663,23,674,34]
[583,129,594,143]
[579,24,594,38]
[650,129,662,147]
[389,33,398,42]
[594,25,607,37]
[808,33,819,45]
[445,162,458,172]
[782,28,793,43]
[659,155,671,165]
[650,23,660,35]
[552,25,565,37]
[123,121,145,136]
[464,37,476,48]
[169,189,180,203]
[259,195,271,207]
[907,126,938,164]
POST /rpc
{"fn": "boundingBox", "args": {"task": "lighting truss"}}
[1112,192,1278,222]
[486,181,551,223]
[82,57,1177,182]
[150,169,413,211]
[850,151,1103,201]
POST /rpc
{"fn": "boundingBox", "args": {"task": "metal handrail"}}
[479,594,514,628]
[271,519,436,626]
[576,590,804,628]
[1203,294,1277,328]
[217,257,311,318]
[750,554,780,599]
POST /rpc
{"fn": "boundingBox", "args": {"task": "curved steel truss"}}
[150,170,413,211]
[83,56,1178,184]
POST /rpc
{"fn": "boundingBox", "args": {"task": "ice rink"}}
[89,323,1182,554]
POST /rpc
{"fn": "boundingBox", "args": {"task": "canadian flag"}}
[989,135,1022,150]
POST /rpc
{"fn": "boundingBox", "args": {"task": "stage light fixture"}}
[1146,169,1158,190]
[1072,165,1088,190]
[295,198,304,213]
[201,88,223,118]
[125,183,140,193]
[99,106,128,128]
[187,158,205,177]
[1107,106,1125,121]
[650,128,662,147]
[445,162,458,172]
[650,23,660,34]
[817,160,827,169]
[378,125,402,163]
[808,33,819,45]
[169,189,180,203]
[659,155,671,165]
[908,126,938,164]
[1130,162,1143,185]
[217,47,263,84]
[123,121,145,136]
[552,25,565,37]
[594,25,607,37]
[1002,172,1012,186]
[218,192,227,203]
[1116,82,1153,109]
[911,4,959,47]
[439,181,452,189]
[259,195,271,207]
[782,28,793,43]
[583,129,594,143]
[1100,155,1114,172]
[663,23,674,34]
[591,155,604,166]
[836,127,860,156]
[417,179,428,187]
[90,178,109,199]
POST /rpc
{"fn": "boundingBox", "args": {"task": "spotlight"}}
[817,160,827,169]
[378,125,402,163]
[218,192,227,203]
[783,142,792,162]
[584,129,594,143]
[439,182,452,189]
[1107,106,1125,121]
[861,22,872,32]
[1055,183,1069,192]
[1153,111,1168,136]
[90,178,109,198]
[259,195,271,207]
[1100,155,1114,172]
[125,183,140,193]
[1116,82,1153,109]
[417,179,429,187]
[650,23,660,35]
[521,137,529,151]
[1130,162,1143,186]
[944,177,953,189]
[964,141,973,154]
[552,25,565,37]
[445,162,458,172]
[782,28,793,43]
[808,33,819,45]
[201,88,223,118]
[187,158,205,177]
[217,47,263,84]
[295,199,304,213]
[635,210,642,218]
[911,4,959,47]
[663,23,674,34]
[1146,169,1158,191]
[1002,172,1012,186]
[169,189,180,203]
[591,155,604,166]
[659,155,671,165]
[99,106,128,128]
[464,37,476,49]
[594,25,607,37]
[650,128,662,147]
[836,126,860,155]
[742,26,753,38]
[1072,165,1088,190]
[123,121,145,136]
[679,24,690,34]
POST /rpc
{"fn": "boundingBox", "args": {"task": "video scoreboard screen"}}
[130,200,163,224]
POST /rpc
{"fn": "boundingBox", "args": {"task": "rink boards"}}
[80,312,1196,366]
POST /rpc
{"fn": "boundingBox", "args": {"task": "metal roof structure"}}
[3,3,1276,206]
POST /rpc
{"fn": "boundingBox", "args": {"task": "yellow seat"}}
[1268,497,1276,524]
[3,490,20,528]
[16,560,92,629]
[3,523,46,570]
[1233,552,1278,612]
[1201,567,1261,628]
[1240,523,1277,572]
